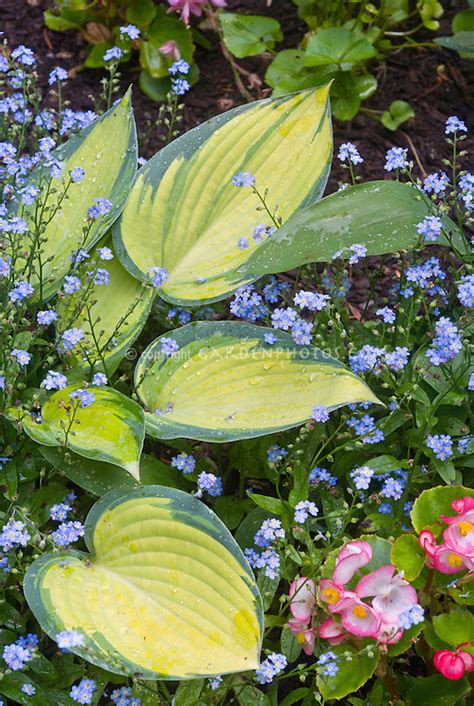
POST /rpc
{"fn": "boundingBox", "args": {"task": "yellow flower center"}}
[296,632,306,645]
[447,553,463,567]
[321,587,340,605]
[352,605,367,619]
[458,521,473,537]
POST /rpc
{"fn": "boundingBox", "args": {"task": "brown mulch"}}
[2,0,473,187]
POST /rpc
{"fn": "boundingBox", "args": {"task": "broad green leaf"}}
[24,486,263,679]
[20,92,137,299]
[386,621,425,657]
[433,610,474,647]
[449,575,474,605]
[57,239,153,372]
[235,684,272,706]
[240,181,461,281]
[174,679,204,705]
[249,494,286,516]
[411,486,474,534]
[134,321,380,442]
[403,674,470,706]
[452,9,474,32]
[113,86,332,305]
[265,49,321,96]
[15,386,144,479]
[219,13,282,58]
[140,12,194,79]
[39,447,188,496]
[391,534,426,581]
[305,28,377,68]
[316,643,379,700]
[435,31,474,58]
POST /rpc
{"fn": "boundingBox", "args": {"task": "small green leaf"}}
[435,31,474,58]
[126,0,157,26]
[381,100,415,131]
[16,386,145,480]
[249,493,286,516]
[433,610,474,647]
[281,625,303,661]
[391,535,426,581]
[305,28,376,68]
[317,643,379,700]
[174,679,204,706]
[219,13,282,58]
[452,9,474,32]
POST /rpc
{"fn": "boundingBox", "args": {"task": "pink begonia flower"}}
[289,577,315,623]
[318,579,350,613]
[332,540,372,585]
[318,617,346,645]
[418,498,474,575]
[167,0,226,25]
[288,578,316,655]
[355,564,418,623]
[442,507,474,559]
[159,41,180,60]
[450,497,474,514]
[434,647,474,680]
[335,596,381,638]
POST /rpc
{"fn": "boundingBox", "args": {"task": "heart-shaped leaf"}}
[239,181,462,282]
[411,486,474,534]
[316,643,379,700]
[391,534,426,581]
[134,321,380,442]
[18,92,137,299]
[24,486,263,679]
[16,386,144,479]
[57,239,153,373]
[113,85,332,305]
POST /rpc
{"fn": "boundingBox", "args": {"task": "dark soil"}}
[2,0,473,189]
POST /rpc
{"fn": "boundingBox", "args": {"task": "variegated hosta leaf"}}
[239,181,463,280]
[20,92,137,299]
[56,238,154,373]
[113,85,332,306]
[135,321,380,442]
[17,386,144,479]
[24,486,263,679]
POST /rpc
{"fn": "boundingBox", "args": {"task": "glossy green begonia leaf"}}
[316,643,379,700]
[391,534,426,581]
[239,181,461,281]
[24,486,263,679]
[134,321,380,442]
[411,486,474,535]
[113,85,332,305]
[21,92,137,299]
[17,386,144,479]
[57,238,153,373]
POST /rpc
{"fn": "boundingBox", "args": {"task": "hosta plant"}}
[0,35,473,706]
